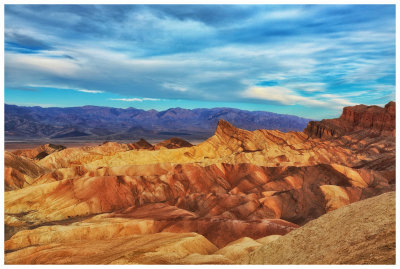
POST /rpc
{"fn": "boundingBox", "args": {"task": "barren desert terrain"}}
[4,101,396,264]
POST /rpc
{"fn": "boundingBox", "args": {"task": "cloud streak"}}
[242,85,356,109]
[109,98,161,102]
[26,84,104,94]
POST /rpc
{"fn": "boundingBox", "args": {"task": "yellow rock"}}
[255,234,282,245]
[320,185,350,212]
[178,253,233,264]
[331,164,368,188]
[5,232,218,264]
[5,218,158,252]
[215,237,262,262]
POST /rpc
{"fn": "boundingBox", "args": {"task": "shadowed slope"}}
[4,152,49,191]
[12,144,66,160]
[154,137,193,149]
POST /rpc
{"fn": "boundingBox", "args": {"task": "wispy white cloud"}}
[8,102,56,108]
[109,98,161,102]
[264,8,304,20]
[6,52,80,77]
[162,83,188,92]
[242,86,356,109]
[368,84,396,92]
[75,89,104,94]
[258,73,288,81]
[285,82,326,92]
[316,94,357,107]
[26,84,104,94]
[242,86,326,107]
[222,7,306,30]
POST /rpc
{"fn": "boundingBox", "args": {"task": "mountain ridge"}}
[5,104,312,140]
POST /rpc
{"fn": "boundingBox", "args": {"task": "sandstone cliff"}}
[304,101,395,138]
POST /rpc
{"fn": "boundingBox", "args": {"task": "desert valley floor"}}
[4,102,396,264]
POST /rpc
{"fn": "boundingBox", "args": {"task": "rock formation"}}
[305,101,395,138]
[4,101,396,264]
[5,192,395,264]
[12,143,66,160]
[4,151,49,191]
[154,137,193,149]
[5,232,219,264]
[127,138,154,150]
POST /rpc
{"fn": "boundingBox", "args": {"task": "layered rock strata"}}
[4,101,395,264]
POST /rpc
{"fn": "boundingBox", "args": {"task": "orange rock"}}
[4,151,49,190]
[12,143,66,160]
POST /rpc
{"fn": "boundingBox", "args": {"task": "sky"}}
[4,4,396,119]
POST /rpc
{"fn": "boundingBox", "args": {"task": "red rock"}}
[305,101,395,138]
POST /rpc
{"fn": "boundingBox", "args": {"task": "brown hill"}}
[127,138,154,150]
[12,143,66,160]
[4,152,49,191]
[154,137,193,150]
[242,191,395,264]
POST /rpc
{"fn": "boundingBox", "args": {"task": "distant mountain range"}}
[5,104,312,140]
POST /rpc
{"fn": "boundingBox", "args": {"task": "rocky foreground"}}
[4,102,396,264]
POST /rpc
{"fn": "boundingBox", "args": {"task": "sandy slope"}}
[242,191,396,264]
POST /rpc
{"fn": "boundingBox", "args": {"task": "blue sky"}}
[4,4,396,119]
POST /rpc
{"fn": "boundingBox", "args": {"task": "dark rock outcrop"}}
[12,144,66,160]
[128,138,154,150]
[154,137,193,150]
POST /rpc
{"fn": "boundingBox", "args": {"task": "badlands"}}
[4,102,395,264]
